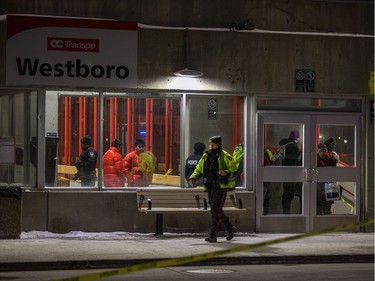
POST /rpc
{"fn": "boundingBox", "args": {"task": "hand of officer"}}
[218,170,227,176]
[188,178,196,187]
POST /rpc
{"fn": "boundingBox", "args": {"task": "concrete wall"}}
[0,0,372,33]
[22,190,254,234]
[140,28,373,95]
[0,188,22,238]
[0,1,373,94]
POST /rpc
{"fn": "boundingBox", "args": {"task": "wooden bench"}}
[136,187,246,236]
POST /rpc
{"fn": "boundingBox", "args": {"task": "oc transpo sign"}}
[47,37,100,52]
[6,15,138,87]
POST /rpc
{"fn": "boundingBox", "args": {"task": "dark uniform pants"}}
[81,172,96,187]
[207,186,232,237]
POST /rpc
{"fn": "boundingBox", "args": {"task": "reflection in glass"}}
[263,182,302,215]
[281,182,302,214]
[263,124,303,167]
[317,125,355,167]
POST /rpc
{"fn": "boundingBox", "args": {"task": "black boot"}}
[205,236,217,243]
[226,224,236,241]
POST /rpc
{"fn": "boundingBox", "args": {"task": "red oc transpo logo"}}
[47,37,99,52]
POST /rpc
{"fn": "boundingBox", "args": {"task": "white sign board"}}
[6,15,138,88]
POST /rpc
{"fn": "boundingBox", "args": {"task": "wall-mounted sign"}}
[6,15,138,88]
[295,69,315,92]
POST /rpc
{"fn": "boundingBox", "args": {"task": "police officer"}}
[74,135,98,187]
[188,136,237,243]
[185,142,206,187]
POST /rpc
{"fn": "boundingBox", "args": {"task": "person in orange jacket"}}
[124,139,152,187]
[103,139,126,188]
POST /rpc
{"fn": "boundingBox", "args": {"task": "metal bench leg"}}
[155,214,164,236]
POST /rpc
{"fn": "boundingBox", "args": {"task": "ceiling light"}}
[173,68,203,78]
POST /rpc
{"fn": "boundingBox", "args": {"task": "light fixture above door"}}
[173,28,203,78]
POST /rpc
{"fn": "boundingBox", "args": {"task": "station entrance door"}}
[256,113,361,232]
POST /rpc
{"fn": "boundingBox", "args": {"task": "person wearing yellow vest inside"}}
[232,143,244,187]
[188,136,237,243]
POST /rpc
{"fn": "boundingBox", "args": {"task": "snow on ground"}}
[21,231,156,239]
[20,231,254,240]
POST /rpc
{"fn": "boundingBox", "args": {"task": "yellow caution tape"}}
[52,219,374,281]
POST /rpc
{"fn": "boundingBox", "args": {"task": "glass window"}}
[263,123,303,167]
[317,124,355,167]
[257,97,361,112]
[263,182,303,215]
[316,182,356,215]
[102,93,181,188]
[54,91,181,188]
[53,91,244,189]
[0,91,37,187]
[315,125,356,215]
[185,95,245,188]
[55,91,99,188]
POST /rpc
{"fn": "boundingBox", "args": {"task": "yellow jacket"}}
[189,149,237,190]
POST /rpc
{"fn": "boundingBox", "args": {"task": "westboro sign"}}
[6,15,138,88]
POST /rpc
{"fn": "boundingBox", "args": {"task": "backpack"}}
[271,142,293,162]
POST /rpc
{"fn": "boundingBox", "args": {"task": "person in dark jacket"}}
[103,139,125,188]
[317,142,339,214]
[74,135,98,187]
[279,130,302,214]
[185,142,206,187]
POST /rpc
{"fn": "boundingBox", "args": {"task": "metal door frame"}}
[256,113,361,232]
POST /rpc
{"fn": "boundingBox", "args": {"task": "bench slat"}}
[136,189,243,210]
[139,207,247,214]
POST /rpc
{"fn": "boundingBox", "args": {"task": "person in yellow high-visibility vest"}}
[189,136,237,243]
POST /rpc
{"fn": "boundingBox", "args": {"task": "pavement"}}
[0,231,373,272]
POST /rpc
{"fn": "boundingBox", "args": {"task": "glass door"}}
[257,113,361,232]
[311,115,360,231]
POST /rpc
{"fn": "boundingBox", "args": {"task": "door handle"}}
[305,168,318,183]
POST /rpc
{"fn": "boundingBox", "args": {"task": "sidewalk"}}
[0,231,373,271]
